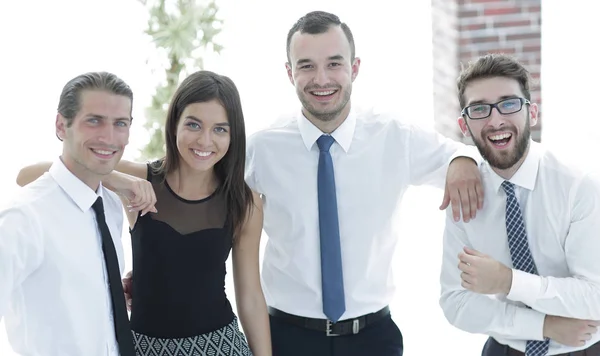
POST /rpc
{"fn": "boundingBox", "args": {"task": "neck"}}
[59,154,102,192]
[490,144,531,180]
[166,163,218,200]
[303,102,351,134]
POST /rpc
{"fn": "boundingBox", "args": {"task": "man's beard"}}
[298,85,351,122]
[468,116,531,170]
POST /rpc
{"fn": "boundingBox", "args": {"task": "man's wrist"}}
[542,314,554,340]
[502,266,513,294]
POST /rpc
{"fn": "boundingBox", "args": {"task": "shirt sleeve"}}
[245,133,261,193]
[0,205,44,320]
[407,123,481,188]
[506,173,600,319]
[439,209,546,341]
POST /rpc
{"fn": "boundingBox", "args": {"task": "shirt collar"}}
[49,157,104,212]
[485,140,543,194]
[297,108,357,152]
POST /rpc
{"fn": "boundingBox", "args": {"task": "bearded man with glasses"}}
[439,54,600,356]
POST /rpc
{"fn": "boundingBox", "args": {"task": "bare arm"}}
[16,159,148,186]
[232,191,271,356]
[16,162,52,186]
[17,160,154,228]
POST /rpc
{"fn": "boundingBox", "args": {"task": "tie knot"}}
[92,197,105,216]
[501,181,515,196]
[317,135,335,152]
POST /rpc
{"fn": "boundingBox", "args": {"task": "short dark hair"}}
[457,54,531,109]
[57,72,133,127]
[286,11,356,63]
[159,70,253,241]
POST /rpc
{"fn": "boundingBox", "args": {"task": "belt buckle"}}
[326,319,360,336]
[326,320,339,337]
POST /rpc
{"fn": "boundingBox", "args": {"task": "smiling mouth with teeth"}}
[192,149,213,158]
[488,133,512,146]
[310,89,337,96]
[91,148,116,156]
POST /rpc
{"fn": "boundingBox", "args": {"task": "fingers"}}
[468,184,478,220]
[439,186,450,211]
[475,178,484,210]
[126,182,158,216]
[122,270,133,311]
[458,251,477,264]
[459,183,471,223]
[463,247,486,257]
[449,188,462,222]
[460,273,476,290]
[125,294,132,312]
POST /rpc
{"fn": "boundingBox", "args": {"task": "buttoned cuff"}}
[514,306,546,341]
[507,269,542,307]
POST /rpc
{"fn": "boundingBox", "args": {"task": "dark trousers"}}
[269,313,403,356]
[482,337,600,356]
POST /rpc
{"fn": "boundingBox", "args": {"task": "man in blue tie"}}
[245,10,485,356]
[439,53,600,356]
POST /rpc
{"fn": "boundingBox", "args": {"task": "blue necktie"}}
[502,181,549,356]
[317,135,346,322]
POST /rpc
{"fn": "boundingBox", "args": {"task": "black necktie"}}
[92,197,135,356]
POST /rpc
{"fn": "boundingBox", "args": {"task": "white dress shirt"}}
[439,141,600,355]
[0,158,125,356]
[246,107,474,320]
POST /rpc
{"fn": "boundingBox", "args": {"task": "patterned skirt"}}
[132,318,252,356]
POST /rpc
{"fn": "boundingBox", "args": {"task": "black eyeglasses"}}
[461,97,530,120]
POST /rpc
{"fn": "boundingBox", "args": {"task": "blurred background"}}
[0,0,598,354]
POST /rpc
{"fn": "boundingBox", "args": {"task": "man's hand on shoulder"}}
[440,157,483,223]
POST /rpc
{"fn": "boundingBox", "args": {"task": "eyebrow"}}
[86,114,131,122]
[184,115,230,126]
[295,55,345,66]
[467,95,519,106]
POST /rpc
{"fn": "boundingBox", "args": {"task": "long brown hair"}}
[157,70,253,240]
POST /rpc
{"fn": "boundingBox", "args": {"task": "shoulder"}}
[248,119,300,145]
[536,146,600,203]
[246,118,303,160]
[2,174,61,213]
[539,146,593,186]
[355,106,423,137]
[0,178,59,230]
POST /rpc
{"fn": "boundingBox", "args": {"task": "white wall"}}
[541,1,600,170]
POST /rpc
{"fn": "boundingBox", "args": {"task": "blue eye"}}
[115,120,129,127]
[214,126,228,133]
[186,122,200,129]
[471,105,487,113]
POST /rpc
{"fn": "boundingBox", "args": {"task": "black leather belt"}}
[268,306,390,336]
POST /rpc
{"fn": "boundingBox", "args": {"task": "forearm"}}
[236,293,272,356]
[508,271,600,319]
[101,170,127,192]
[16,162,52,186]
[440,289,546,340]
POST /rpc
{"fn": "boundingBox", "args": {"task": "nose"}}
[313,66,329,86]
[196,129,213,146]
[486,106,506,128]
[97,124,115,143]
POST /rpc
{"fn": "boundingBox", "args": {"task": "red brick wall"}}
[432,0,542,142]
